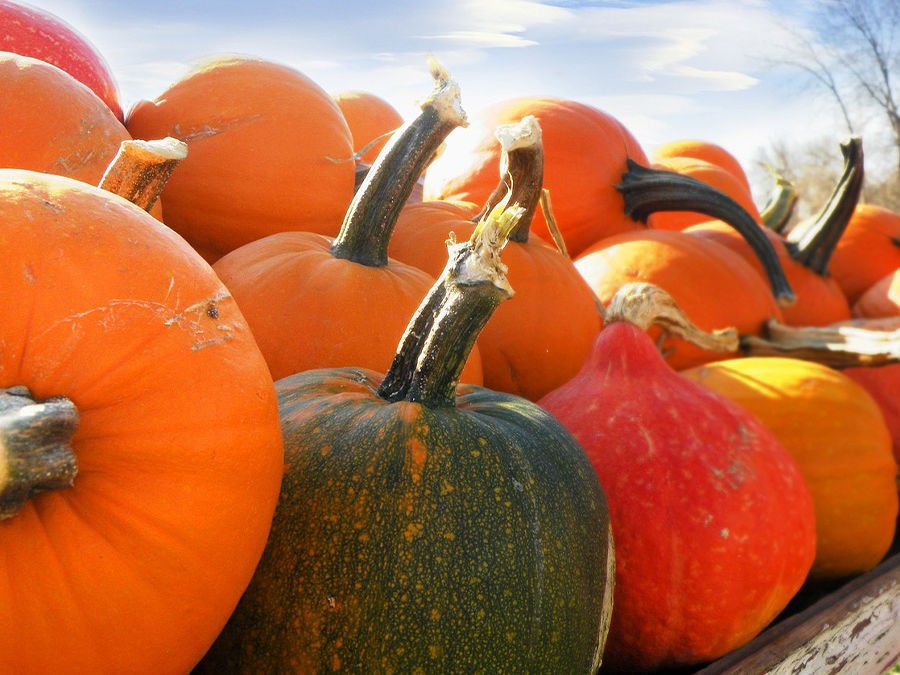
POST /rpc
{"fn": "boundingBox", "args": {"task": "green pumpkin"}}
[197,161,614,672]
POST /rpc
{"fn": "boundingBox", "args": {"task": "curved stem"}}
[330,60,467,266]
[98,137,188,212]
[0,386,79,519]
[378,204,523,407]
[606,282,739,354]
[759,166,798,234]
[472,115,543,244]
[785,137,864,276]
[616,159,796,306]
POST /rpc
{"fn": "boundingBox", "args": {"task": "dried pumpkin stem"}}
[98,137,188,212]
[605,282,740,353]
[331,59,468,267]
[472,115,544,244]
[0,386,79,519]
[741,317,900,368]
[616,159,796,306]
[784,136,864,275]
[378,203,524,407]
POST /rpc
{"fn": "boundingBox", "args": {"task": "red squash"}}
[538,283,816,672]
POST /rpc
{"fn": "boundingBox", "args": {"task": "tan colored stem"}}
[98,137,188,212]
[606,282,739,353]
[740,318,900,368]
[0,386,79,519]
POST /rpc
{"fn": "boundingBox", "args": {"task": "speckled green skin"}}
[197,367,614,674]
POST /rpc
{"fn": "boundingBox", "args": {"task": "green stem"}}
[616,159,796,306]
[0,386,79,519]
[759,167,798,234]
[330,61,467,266]
[471,115,544,244]
[785,137,864,276]
[377,205,524,407]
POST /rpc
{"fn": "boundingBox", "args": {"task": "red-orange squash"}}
[538,283,816,672]
[422,96,650,257]
[126,54,356,262]
[0,169,284,673]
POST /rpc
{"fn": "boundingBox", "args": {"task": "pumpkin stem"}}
[606,282,740,353]
[378,202,523,407]
[741,316,900,368]
[616,159,796,307]
[98,137,188,212]
[784,137,864,276]
[0,386,79,519]
[759,164,798,234]
[472,115,544,244]
[330,58,468,267]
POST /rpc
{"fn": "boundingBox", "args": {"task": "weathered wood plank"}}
[696,553,900,674]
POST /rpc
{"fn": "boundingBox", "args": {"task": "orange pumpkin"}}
[651,137,752,193]
[852,267,900,319]
[333,89,405,164]
[0,51,131,185]
[126,54,356,262]
[422,96,649,257]
[574,228,788,371]
[389,115,602,401]
[829,203,900,304]
[682,356,898,580]
[0,169,284,673]
[213,62,482,384]
[648,155,760,231]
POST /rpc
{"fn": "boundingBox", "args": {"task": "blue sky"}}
[31,0,853,193]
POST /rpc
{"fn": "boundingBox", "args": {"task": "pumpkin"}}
[574,227,788,371]
[829,203,900,305]
[686,137,863,327]
[646,155,761,231]
[538,283,816,672]
[0,169,284,673]
[852,267,900,319]
[0,51,131,185]
[213,61,482,384]
[389,115,602,401]
[0,0,123,120]
[651,137,752,193]
[844,362,900,464]
[682,356,898,581]
[126,54,356,262]
[197,203,615,673]
[333,89,405,164]
[422,96,649,257]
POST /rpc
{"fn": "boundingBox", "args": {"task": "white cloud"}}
[426,31,538,48]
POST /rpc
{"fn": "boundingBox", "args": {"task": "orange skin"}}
[651,138,752,193]
[214,230,483,384]
[574,229,783,371]
[828,204,900,304]
[686,220,852,327]
[0,170,284,673]
[852,266,900,319]
[333,90,405,164]
[0,52,130,185]
[389,200,602,401]
[423,97,650,258]
[647,156,762,231]
[127,54,356,263]
[682,356,899,580]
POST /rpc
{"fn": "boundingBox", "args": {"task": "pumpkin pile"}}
[1,3,898,673]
